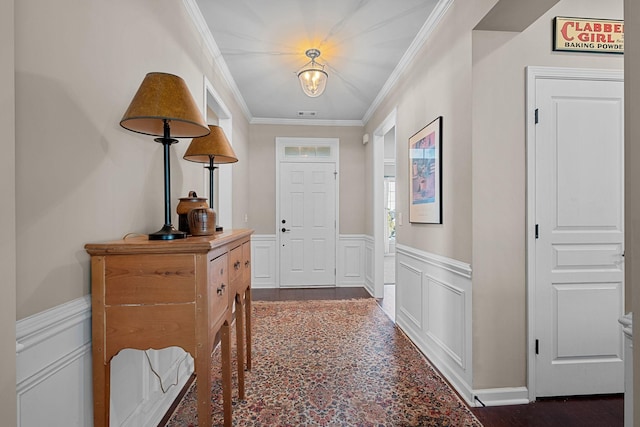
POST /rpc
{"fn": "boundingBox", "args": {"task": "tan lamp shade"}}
[120,72,209,138]
[183,125,238,164]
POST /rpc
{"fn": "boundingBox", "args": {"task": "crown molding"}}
[182,0,253,122]
[184,0,451,127]
[362,0,454,124]
[250,117,364,127]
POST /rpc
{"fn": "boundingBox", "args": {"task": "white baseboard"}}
[16,295,192,427]
[471,387,530,407]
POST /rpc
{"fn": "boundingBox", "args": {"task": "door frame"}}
[525,66,624,401]
[275,137,340,287]
[373,108,397,298]
[203,76,233,230]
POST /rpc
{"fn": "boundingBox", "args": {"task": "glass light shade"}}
[120,72,209,138]
[298,64,328,98]
[183,125,238,164]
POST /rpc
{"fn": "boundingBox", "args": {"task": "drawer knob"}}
[245,260,250,267]
[234,261,241,270]
[217,283,226,295]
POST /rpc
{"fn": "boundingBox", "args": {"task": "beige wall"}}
[472,0,623,389]
[365,0,624,391]
[231,119,251,229]
[248,124,366,235]
[14,0,250,319]
[1,0,16,423]
[624,0,640,420]
[364,0,488,264]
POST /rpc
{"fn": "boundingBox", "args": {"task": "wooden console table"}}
[85,229,253,427]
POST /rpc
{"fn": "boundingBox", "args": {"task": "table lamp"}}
[120,72,210,240]
[183,125,238,232]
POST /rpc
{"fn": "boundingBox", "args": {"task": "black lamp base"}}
[149,224,187,240]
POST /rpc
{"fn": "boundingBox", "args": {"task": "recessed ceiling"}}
[194,0,445,124]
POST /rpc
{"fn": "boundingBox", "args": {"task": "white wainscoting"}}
[16,296,92,427]
[395,244,529,406]
[251,235,277,288]
[338,234,367,287]
[364,235,375,295]
[251,234,368,288]
[16,296,193,427]
[395,244,475,406]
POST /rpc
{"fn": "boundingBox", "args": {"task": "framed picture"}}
[552,17,624,54]
[409,116,442,224]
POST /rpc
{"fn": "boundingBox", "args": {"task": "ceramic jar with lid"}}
[188,207,216,236]
[176,191,208,235]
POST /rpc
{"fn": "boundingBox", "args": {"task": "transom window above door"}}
[284,146,331,158]
[278,138,338,163]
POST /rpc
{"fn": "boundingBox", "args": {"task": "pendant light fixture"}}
[297,48,328,97]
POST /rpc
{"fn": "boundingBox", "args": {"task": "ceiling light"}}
[297,49,328,97]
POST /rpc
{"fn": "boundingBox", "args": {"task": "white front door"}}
[533,71,624,397]
[279,161,336,287]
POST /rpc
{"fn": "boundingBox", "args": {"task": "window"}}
[385,179,396,239]
[284,146,331,158]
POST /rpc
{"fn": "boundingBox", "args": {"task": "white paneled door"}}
[534,74,624,397]
[279,162,336,287]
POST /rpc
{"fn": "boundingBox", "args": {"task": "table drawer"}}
[105,254,196,305]
[208,253,229,327]
[229,245,243,283]
[242,241,251,285]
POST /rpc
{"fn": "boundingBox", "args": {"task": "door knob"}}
[281,227,291,233]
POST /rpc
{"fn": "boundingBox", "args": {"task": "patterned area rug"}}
[166,298,482,426]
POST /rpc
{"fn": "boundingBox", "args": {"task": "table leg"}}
[235,293,246,400]
[246,288,252,370]
[195,344,213,427]
[93,360,110,427]
[221,322,232,427]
